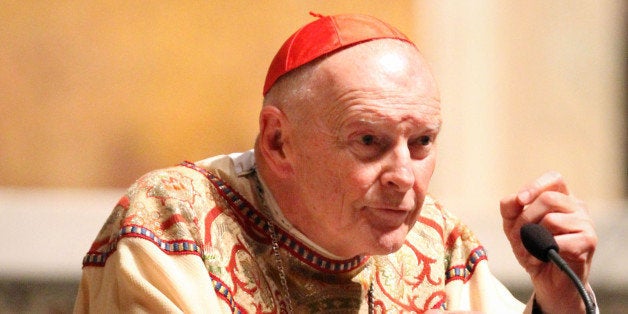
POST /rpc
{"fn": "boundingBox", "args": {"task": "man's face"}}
[283,42,441,258]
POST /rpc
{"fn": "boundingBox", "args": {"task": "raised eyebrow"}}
[343,119,442,136]
[424,121,442,133]
[413,113,442,130]
[341,117,382,131]
[338,109,442,131]
[399,116,442,135]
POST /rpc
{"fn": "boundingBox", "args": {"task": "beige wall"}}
[417,0,625,207]
[0,1,415,187]
[412,1,626,287]
[1,1,625,196]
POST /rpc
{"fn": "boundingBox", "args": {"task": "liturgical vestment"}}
[75,150,529,313]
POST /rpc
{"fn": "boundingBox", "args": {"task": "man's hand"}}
[500,171,597,313]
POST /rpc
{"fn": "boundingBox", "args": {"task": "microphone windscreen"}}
[520,223,559,262]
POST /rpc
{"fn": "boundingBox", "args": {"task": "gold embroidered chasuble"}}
[75,151,526,313]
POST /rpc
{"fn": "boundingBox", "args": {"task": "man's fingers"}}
[516,171,569,205]
[554,232,598,263]
[536,211,592,235]
[519,191,582,224]
[500,193,522,221]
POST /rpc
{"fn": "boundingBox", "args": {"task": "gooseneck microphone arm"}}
[520,223,595,314]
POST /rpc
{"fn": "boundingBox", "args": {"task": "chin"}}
[371,227,409,255]
[366,242,404,256]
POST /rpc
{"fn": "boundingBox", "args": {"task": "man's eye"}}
[361,135,376,145]
[419,135,431,146]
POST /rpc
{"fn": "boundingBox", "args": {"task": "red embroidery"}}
[418,216,444,242]
[117,195,130,209]
[445,225,462,250]
[121,214,136,227]
[204,206,224,246]
[425,291,447,310]
[375,239,442,311]
[161,213,188,230]
[445,247,488,283]
[226,243,259,296]
[143,171,201,209]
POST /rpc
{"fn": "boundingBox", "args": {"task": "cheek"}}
[347,165,381,189]
[311,159,377,205]
[296,152,343,197]
[413,157,437,189]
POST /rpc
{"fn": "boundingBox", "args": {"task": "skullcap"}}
[263,12,414,95]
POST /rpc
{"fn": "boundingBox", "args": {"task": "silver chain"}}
[252,169,294,313]
[368,278,375,314]
[251,168,374,313]
[267,216,294,313]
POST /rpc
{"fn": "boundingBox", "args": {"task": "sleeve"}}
[445,260,526,313]
[436,202,526,313]
[74,238,223,313]
[73,167,231,313]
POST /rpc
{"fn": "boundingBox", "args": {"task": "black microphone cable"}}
[520,223,596,314]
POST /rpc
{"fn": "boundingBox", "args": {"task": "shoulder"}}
[84,153,252,266]
[129,164,211,206]
[123,150,255,230]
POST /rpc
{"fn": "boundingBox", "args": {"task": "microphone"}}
[520,223,595,314]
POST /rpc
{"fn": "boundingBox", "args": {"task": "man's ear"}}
[258,106,293,177]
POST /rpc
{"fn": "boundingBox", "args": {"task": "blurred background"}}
[0,1,625,312]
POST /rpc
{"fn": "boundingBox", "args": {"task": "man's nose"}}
[380,146,414,191]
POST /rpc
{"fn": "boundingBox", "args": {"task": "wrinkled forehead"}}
[322,92,442,133]
[310,42,441,130]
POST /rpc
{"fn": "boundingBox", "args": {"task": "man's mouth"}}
[363,206,411,229]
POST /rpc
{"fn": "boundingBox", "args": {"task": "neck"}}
[254,167,348,260]
[254,151,363,259]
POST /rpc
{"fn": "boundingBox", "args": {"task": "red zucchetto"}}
[263,12,415,96]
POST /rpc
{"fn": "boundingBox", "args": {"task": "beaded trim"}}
[444,246,487,283]
[181,161,368,273]
[83,225,202,266]
[210,276,244,314]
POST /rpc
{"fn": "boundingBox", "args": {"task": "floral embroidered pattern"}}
[81,158,489,312]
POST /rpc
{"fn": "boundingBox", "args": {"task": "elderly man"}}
[75,14,597,313]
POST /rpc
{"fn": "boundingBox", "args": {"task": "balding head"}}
[262,39,438,126]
